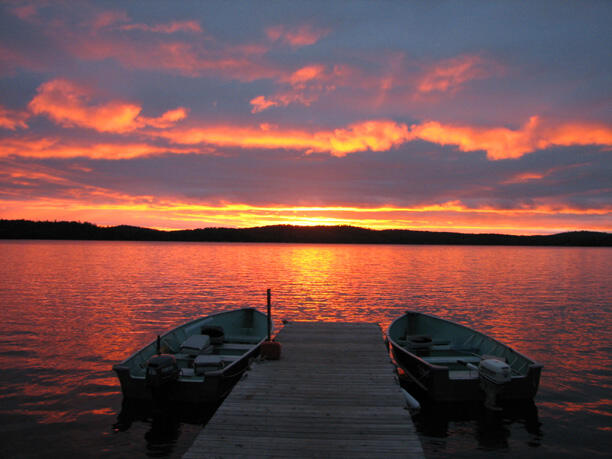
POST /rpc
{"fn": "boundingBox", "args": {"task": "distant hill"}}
[1,219,611,246]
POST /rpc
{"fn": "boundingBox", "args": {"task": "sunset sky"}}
[1,1,611,234]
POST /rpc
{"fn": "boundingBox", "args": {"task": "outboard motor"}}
[146,354,179,393]
[477,358,511,410]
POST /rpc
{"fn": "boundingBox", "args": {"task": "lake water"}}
[0,241,610,457]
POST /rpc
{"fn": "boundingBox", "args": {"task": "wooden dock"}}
[184,322,423,458]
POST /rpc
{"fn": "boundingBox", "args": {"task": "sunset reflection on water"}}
[0,241,610,457]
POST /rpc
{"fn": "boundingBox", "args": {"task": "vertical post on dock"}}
[267,288,272,341]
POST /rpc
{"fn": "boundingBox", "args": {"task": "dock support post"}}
[267,288,271,341]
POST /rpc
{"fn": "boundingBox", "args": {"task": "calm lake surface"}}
[0,241,610,458]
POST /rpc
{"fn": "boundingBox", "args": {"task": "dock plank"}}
[184,322,423,458]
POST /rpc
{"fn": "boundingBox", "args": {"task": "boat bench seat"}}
[180,334,212,355]
[194,354,229,375]
[224,334,261,344]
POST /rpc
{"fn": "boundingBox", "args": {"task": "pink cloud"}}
[86,11,201,35]
[120,20,202,34]
[250,92,318,113]
[67,34,278,81]
[285,64,327,87]
[10,3,38,21]
[250,64,341,113]
[0,105,30,130]
[416,55,498,95]
[28,79,187,133]
[266,25,329,47]
[89,11,131,31]
[0,43,45,74]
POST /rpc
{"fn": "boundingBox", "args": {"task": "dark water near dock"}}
[0,241,610,457]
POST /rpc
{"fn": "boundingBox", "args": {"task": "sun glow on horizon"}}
[2,198,610,236]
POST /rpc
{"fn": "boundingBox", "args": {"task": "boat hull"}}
[114,344,260,403]
[113,308,268,404]
[388,311,542,403]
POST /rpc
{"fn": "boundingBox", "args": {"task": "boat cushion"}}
[180,335,211,355]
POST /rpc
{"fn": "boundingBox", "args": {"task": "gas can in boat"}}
[261,340,282,360]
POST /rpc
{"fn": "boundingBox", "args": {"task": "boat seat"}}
[194,355,225,375]
[180,334,212,356]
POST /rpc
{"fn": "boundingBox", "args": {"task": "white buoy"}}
[401,388,421,413]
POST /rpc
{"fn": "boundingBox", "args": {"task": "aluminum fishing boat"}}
[387,311,542,405]
[113,307,269,403]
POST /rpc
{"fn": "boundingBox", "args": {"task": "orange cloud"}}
[0,105,30,130]
[416,55,497,94]
[0,136,200,159]
[266,25,329,47]
[151,116,612,159]
[285,64,327,86]
[249,96,278,113]
[155,119,412,156]
[410,116,612,160]
[28,79,186,133]
[140,107,189,128]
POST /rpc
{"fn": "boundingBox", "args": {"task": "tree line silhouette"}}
[1,219,611,246]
